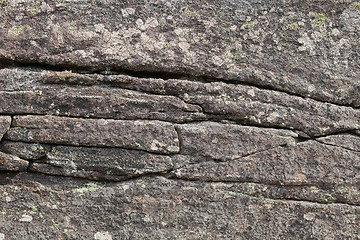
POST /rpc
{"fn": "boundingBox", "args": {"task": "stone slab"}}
[5,115,180,154]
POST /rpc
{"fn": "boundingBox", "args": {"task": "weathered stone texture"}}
[176,122,297,161]
[174,141,360,186]
[0,116,11,140]
[0,69,205,123]
[44,145,173,177]
[1,141,50,160]
[317,133,360,152]
[0,173,359,240]
[0,151,28,171]
[5,115,180,154]
[0,0,359,238]
[0,0,359,107]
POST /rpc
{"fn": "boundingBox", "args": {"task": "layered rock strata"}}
[0,0,359,239]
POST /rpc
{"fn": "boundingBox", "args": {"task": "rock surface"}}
[0,116,11,140]
[5,115,180,154]
[0,151,28,171]
[174,140,360,186]
[0,0,359,239]
[0,173,359,240]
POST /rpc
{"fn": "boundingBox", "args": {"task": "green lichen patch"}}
[73,183,99,195]
[27,7,40,15]
[56,71,74,81]
[352,2,360,12]
[314,13,326,26]
[288,22,298,30]
[25,206,38,215]
[243,21,255,30]
[8,25,30,36]
[0,0,9,7]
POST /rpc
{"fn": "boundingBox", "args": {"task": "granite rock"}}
[0,173,359,239]
[0,151,28,171]
[0,0,359,238]
[5,115,180,154]
[0,116,11,140]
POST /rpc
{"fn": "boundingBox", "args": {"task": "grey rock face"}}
[176,122,298,161]
[5,115,180,154]
[0,0,359,239]
[32,145,173,180]
[0,173,359,240]
[0,152,28,171]
[0,69,205,123]
[317,134,360,152]
[174,140,360,186]
[0,116,11,140]
[1,141,50,160]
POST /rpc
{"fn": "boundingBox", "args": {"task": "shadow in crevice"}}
[0,171,19,185]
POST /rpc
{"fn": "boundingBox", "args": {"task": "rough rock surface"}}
[0,116,11,140]
[0,0,359,239]
[5,115,180,154]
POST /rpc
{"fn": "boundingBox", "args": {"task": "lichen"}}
[289,22,298,30]
[73,183,99,194]
[314,13,326,26]
[243,21,255,30]
[27,7,40,14]
[56,70,73,81]
[8,25,30,36]
[26,206,37,215]
[352,2,360,12]
[0,0,9,6]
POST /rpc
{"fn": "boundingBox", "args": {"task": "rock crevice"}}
[0,0,359,239]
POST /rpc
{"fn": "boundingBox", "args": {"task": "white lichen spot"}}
[307,84,316,93]
[140,33,150,43]
[94,231,112,240]
[285,138,296,147]
[52,23,65,44]
[178,41,190,51]
[298,34,315,54]
[150,139,177,152]
[332,28,340,36]
[136,19,147,31]
[0,233,4,240]
[167,145,180,153]
[249,116,261,124]
[121,8,135,17]
[19,214,33,222]
[311,31,323,42]
[51,204,58,210]
[247,89,255,97]
[267,112,280,122]
[143,215,151,222]
[304,212,316,221]
[174,28,184,36]
[212,55,224,67]
[146,17,159,28]
[122,27,141,38]
[122,184,130,192]
[230,25,237,31]
[136,18,158,31]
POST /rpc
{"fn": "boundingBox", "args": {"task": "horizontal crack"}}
[314,139,360,153]
[168,176,360,207]
[2,138,179,157]
[1,62,358,110]
[2,170,358,207]
[27,166,173,183]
